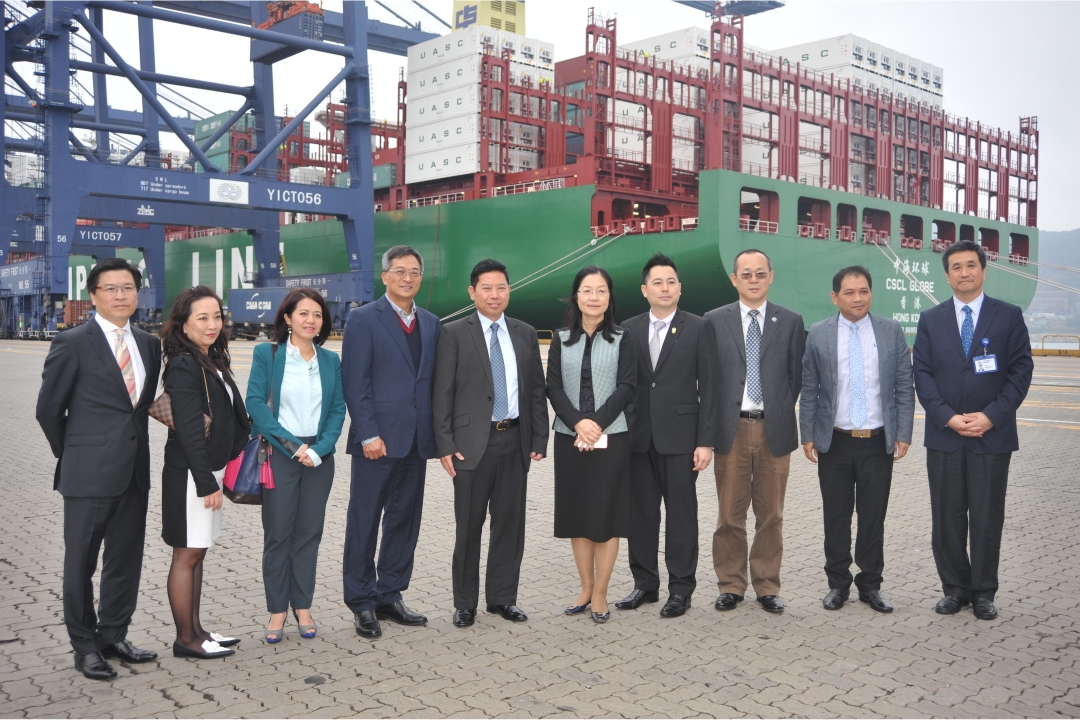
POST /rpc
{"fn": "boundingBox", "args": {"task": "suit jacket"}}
[341,295,441,459]
[624,309,720,455]
[432,312,549,470]
[162,353,250,497]
[800,313,915,454]
[36,320,161,497]
[704,301,805,457]
[246,341,348,460]
[912,294,1032,454]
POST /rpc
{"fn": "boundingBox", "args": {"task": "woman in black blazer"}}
[160,285,249,659]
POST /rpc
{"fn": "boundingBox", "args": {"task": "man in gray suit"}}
[800,266,915,613]
[704,249,805,614]
[433,259,549,628]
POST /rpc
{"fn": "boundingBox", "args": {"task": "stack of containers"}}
[194,110,255,173]
[405,25,555,182]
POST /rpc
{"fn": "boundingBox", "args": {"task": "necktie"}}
[490,323,508,420]
[115,329,138,407]
[649,319,665,370]
[849,322,866,428]
[746,310,763,404]
[960,306,974,357]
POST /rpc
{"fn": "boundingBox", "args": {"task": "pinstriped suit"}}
[704,301,805,597]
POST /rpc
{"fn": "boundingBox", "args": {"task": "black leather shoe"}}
[453,609,476,627]
[354,610,382,638]
[973,598,998,620]
[659,595,691,618]
[375,601,428,626]
[823,588,850,610]
[102,639,158,663]
[714,593,744,611]
[486,604,528,622]
[757,595,785,614]
[614,589,660,610]
[859,590,894,613]
[74,652,117,680]
[935,596,970,615]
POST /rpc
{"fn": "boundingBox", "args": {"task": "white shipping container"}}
[406,85,480,125]
[613,99,649,130]
[506,148,538,172]
[622,26,710,62]
[408,54,482,100]
[406,142,479,184]
[406,114,480,151]
[289,166,326,185]
[538,41,555,69]
[509,62,554,88]
[407,25,499,74]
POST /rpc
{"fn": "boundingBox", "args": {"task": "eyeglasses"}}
[577,288,610,298]
[737,271,771,281]
[387,268,423,279]
[97,284,138,295]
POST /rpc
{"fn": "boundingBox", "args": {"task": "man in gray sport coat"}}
[800,265,915,613]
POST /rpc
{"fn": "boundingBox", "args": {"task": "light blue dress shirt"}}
[835,314,883,430]
[278,338,323,466]
[478,313,519,420]
[953,292,985,334]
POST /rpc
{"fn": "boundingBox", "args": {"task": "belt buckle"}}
[851,429,872,438]
[495,419,510,431]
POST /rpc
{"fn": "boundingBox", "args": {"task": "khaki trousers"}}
[712,417,790,596]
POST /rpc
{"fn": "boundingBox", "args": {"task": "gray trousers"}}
[262,438,334,613]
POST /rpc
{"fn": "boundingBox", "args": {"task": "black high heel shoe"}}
[564,601,591,615]
[172,640,235,659]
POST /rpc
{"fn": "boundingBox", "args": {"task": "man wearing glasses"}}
[342,245,441,639]
[37,257,162,679]
[704,249,805,615]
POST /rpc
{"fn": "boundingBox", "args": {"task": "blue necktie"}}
[746,310,763,404]
[490,323,508,420]
[961,306,974,357]
[849,322,866,429]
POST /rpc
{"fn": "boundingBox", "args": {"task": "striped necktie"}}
[849,322,866,428]
[115,329,138,407]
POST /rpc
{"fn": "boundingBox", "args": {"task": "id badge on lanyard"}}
[973,337,998,374]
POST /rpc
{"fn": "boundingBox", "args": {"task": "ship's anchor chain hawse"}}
[439,227,632,323]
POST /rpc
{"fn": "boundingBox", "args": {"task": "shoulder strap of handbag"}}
[201,368,213,419]
[269,343,278,410]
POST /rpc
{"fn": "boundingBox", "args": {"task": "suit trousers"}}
[343,441,427,612]
[927,443,1011,602]
[712,417,790,596]
[628,444,699,596]
[818,430,894,592]
[62,474,148,655]
[452,427,528,610]
[262,437,335,613]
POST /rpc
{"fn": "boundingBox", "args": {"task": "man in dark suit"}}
[800,266,915,613]
[36,257,161,680]
[615,253,719,618]
[913,240,1032,620]
[432,259,549,628]
[704,249,805,614]
[342,245,441,638]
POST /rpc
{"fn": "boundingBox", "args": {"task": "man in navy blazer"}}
[342,245,441,639]
[913,240,1032,621]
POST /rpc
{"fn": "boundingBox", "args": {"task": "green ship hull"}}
[68,169,1038,340]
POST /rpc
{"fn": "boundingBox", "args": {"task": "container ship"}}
[59,4,1040,339]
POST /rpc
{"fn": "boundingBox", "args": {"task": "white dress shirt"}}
[648,309,674,354]
[478,313,519,420]
[834,314,883,430]
[953,292,985,335]
[94,314,146,401]
[739,300,766,411]
[278,338,323,466]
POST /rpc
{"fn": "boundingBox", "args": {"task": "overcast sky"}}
[74,0,1079,231]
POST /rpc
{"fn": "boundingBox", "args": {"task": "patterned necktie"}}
[115,329,138,407]
[849,322,866,428]
[960,305,974,357]
[490,323,508,420]
[649,319,665,370]
[746,310,763,404]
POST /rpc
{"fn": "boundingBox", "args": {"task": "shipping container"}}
[227,286,292,336]
[406,113,480,151]
[509,61,554,87]
[195,110,254,140]
[372,163,397,189]
[407,54,482,100]
[195,149,231,173]
[622,26,710,62]
[407,25,500,74]
[405,142,480,184]
[406,85,481,125]
[63,300,93,326]
[289,166,326,185]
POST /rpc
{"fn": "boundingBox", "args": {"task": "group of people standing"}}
[36,237,1032,681]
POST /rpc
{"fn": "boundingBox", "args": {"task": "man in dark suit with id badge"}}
[912,240,1033,620]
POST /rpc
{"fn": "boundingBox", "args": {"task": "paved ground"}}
[1,339,1079,719]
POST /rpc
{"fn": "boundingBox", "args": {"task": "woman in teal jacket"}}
[246,288,346,642]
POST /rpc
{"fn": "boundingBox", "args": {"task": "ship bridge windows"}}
[900,214,924,250]
[861,208,891,244]
[739,187,780,234]
[798,197,831,239]
[978,228,1000,260]
[1009,233,1030,262]
[837,203,858,242]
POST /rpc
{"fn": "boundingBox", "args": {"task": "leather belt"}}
[491,418,520,431]
[739,410,765,420]
[834,427,883,438]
